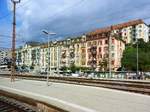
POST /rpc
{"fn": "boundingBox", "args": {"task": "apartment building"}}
[15,19,149,72]
[113,19,149,43]
[16,42,41,67]
[0,48,11,65]
[90,19,149,44]
[86,31,125,71]
[59,36,86,68]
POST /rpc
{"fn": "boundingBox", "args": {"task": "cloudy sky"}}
[0,0,150,48]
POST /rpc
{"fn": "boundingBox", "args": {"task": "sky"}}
[0,0,150,48]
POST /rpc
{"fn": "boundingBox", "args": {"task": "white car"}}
[71,73,79,77]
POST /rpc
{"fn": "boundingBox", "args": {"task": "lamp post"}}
[57,43,60,76]
[108,26,113,79]
[67,39,71,67]
[42,30,56,86]
[136,38,139,76]
[11,0,21,82]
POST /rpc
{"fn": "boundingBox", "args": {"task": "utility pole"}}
[57,45,60,76]
[11,0,20,82]
[108,26,113,78]
[136,38,139,76]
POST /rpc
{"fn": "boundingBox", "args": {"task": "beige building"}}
[15,19,149,72]
[16,42,41,67]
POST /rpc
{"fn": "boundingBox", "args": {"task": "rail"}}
[0,90,68,112]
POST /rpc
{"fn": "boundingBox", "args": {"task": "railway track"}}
[1,74,150,95]
[0,90,68,112]
[0,96,36,112]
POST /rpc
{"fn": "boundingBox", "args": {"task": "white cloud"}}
[6,0,150,42]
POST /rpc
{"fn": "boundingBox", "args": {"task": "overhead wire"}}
[0,0,31,21]
[1,0,150,47]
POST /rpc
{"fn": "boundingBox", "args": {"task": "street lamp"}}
[11,0,20,2]
[136,38,139,76]
[108,26,113,79]
[42,30,56,86]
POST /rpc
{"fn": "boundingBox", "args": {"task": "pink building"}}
[86,31,125,71]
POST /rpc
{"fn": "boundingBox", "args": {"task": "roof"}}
[87,19,144,36]
[25,41,41,47]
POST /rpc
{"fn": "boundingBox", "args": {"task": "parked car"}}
[71,73,79,77]
[144,72,150,79]
[87,73,95,79]
[40,71,47,75]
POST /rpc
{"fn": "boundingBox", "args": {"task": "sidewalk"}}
[0,77,150,112]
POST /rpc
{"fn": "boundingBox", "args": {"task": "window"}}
[99,40,102,45]
[139,25,142,28]
[88,42,91,46]
[99,54,102,58]
[111,46,115,51]
[112,53,115,57]
[82,61,86,65]
[88,49,91,52]
[104,47,108,51]
[93,41,97,45]
[105,40,108,44]
[111,60,115,65]
[112,39,115,44]
[104,53,108,58]
[99,47,101,52]
[82,49,85,53]
[88,55,91,59]
[139,29,142,32]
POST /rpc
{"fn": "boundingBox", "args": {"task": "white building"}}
[112,19,149,43]
[0,48,11,65]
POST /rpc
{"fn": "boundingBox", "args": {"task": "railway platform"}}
[0,77,150,112]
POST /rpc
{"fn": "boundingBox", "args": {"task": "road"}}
[0,77,150,112]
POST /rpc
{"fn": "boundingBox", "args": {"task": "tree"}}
[121,39,150,71]
[99,57,108,71]
[80,67,91,72]
[60,66,68,71]
[30,66,34,70]
[70,63,80,73]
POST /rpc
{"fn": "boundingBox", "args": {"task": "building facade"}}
[89,19,149,44]
[86,32,125,71]
[15,19,149,72]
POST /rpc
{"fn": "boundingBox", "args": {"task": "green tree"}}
[121,39,150,71]
[99,58,108,71]
[70,64,80,73]
[60,66,68,71]
[30,66,34,70]
[80,67,91,72]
